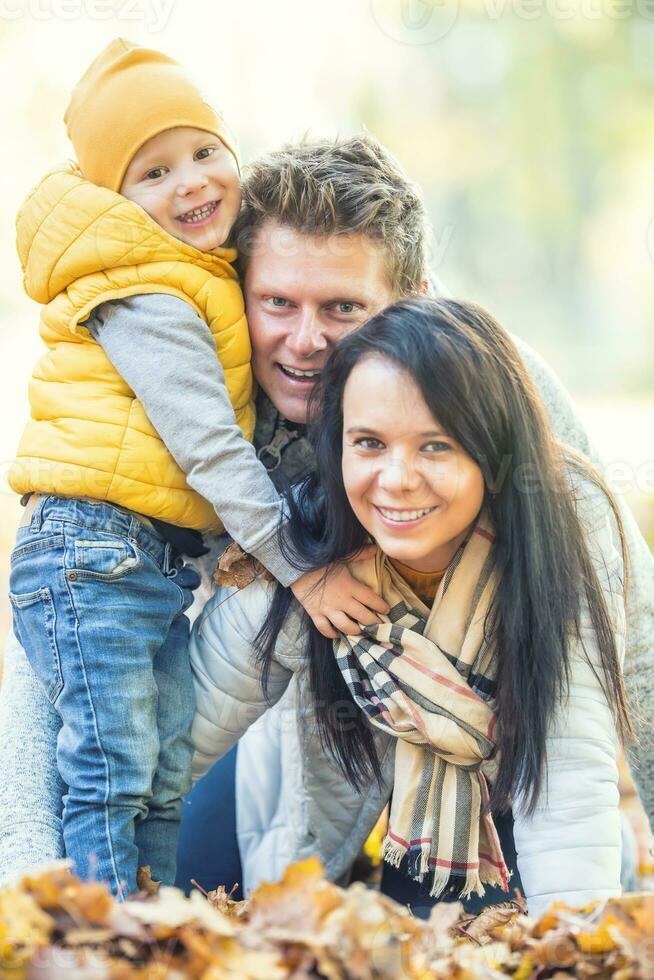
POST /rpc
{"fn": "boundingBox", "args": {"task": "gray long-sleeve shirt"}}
[86,294,299,587]
[1,334,653,885]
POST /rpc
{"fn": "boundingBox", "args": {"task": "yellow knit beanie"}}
[64,38,239,192]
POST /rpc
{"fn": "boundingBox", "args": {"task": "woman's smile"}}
[372,503,439,528]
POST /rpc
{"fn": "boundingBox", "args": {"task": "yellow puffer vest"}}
[10,164,254,532]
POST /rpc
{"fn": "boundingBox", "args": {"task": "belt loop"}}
[128,515,140,543]
[30,495,46,532]
[163,541,174,575]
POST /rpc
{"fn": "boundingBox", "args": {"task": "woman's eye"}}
[422,440,451,453]
[195,147,215,160]
[145,168,166,180]
[355,437,384,450]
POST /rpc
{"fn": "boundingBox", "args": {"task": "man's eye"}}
[336,302,357,314]
[145,168,166,180]
[195,147,215,160]
[270,297,288,308]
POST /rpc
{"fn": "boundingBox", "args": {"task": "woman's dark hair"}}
[256,297,633,811]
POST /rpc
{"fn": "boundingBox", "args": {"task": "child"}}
[8,39,385,897]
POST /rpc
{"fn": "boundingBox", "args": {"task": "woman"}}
[191,297,631,918]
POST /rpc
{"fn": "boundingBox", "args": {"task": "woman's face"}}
[342,355,485,573]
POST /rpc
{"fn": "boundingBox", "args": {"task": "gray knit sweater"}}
[1,338,652,884]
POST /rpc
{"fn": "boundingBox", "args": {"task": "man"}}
[0,135,652,894]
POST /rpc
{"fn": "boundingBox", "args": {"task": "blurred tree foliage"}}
[354,4,654,393]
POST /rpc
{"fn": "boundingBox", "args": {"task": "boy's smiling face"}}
[119,126,240,252]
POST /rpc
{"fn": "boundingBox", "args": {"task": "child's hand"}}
[291,548,389,639]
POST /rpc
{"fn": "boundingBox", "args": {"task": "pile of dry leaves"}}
[0,857,652,978]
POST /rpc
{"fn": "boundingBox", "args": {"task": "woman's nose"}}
[378,453,422,494]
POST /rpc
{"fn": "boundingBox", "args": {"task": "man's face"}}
[244,221,397,423]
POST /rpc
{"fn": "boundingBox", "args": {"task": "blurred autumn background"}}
[1,2,653,855]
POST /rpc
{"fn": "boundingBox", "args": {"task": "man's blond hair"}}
[233,135,430,296]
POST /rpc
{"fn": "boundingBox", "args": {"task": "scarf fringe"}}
[427,867,454,899]
[383,837,496,903]
[454,872,486,901]
[382,837,406,870]
[459,866,510,900]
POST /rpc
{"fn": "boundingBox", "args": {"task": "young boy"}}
[8,39,385,897]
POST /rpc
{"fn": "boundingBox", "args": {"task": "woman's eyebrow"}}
[346,427,448,437]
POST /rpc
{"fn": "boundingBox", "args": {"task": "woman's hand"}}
[291,548,389,639]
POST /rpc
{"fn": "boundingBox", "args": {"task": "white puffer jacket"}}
[190,476,626,919]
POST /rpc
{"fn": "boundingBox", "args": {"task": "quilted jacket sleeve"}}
[515,335,654,831]
[88,295,301,587]
[0,631,65,884]
[189,580,306,784]
[512,478,625,919]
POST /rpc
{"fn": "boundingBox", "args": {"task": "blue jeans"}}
[175,747,243,899]
[174,751,520,917]
[9,496,199,897]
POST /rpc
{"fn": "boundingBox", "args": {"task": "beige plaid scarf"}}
[335,514,509,900]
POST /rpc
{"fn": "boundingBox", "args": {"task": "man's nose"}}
[286,311,328,358]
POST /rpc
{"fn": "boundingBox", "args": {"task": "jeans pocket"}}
[11,532,65,566]
[9,587,64,704]
[72,537,141,581]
